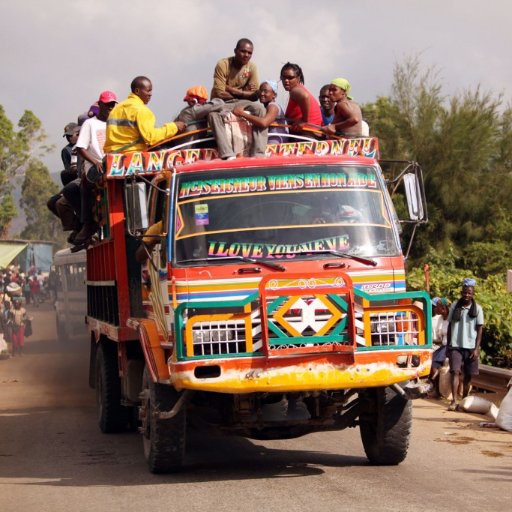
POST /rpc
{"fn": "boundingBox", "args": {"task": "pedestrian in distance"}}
[428,297,451,398]
[8,297,27,356]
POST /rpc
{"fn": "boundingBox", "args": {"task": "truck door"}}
[145,172,173,336]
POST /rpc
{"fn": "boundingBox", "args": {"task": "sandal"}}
[447,401,459,411]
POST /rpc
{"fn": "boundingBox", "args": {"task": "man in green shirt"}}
[211,38,259,101]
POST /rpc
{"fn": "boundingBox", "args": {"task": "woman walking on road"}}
[9,298,27,356]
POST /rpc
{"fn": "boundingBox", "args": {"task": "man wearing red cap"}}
[71,90,118,245]
[78,90,118,170]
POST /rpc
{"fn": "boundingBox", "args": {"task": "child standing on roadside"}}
[447,278,484,411]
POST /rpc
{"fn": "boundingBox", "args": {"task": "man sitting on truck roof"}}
[210,38,260,102]
[104,76,187,153]
[72,90,118,247]
[172,85,225,144]
[319,85,335,125]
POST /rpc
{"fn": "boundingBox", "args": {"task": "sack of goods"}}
[6,282,22,297]
[0,333,9,359]
[460,396,499,420]
[496,387,512,432]
[438,359,452,399]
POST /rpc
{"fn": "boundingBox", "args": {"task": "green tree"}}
[0,105,24,236]
[0,193,17,238]
[20,159,61,240]
[0,105,55,239]
[363,57,512,264]
[365,57,512,366]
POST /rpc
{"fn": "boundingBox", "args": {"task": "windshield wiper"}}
[273,250,377,267]
[179,256,286,271]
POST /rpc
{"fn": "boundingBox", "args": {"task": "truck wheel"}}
[359,385,412,465]
[141,366,186,473]
[96,342,124,433]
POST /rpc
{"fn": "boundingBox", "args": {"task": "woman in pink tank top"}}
[280,62,323,132]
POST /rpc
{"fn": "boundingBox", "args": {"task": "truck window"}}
[173,164,399,264]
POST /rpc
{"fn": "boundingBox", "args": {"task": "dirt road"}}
[0,303,510,512]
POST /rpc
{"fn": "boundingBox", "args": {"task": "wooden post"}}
[424,263,430,293]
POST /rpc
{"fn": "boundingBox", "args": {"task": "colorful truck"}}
[86,133,432,473]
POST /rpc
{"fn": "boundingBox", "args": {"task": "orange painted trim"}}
[128,317,169,382]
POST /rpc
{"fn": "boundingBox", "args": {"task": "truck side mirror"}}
[124,182,149,235]
[403,173,425,221]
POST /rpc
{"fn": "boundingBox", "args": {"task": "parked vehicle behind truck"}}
[85,133,431,473]
[54,247,87,342]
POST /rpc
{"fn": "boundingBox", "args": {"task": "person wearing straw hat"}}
[321,78,363,137]
[446,278,484,411]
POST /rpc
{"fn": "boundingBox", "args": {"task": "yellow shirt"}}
[142,220,163,245]
[105,94,178,153]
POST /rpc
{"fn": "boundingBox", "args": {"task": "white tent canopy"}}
[0,242,27,269]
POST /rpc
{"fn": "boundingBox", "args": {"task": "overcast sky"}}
[1,0,511,176]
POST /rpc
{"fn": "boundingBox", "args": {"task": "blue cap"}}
[463,278,476,287]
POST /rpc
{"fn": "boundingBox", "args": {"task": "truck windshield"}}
[173,164,400,265]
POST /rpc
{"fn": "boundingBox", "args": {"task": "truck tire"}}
[141,366,186,473]
[96,342,125,433]
[359,385,412,465]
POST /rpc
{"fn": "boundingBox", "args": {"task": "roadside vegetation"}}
[363,57,512,366]
[0,106,64,244]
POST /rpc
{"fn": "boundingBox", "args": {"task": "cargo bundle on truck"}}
[84,129,431,473]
